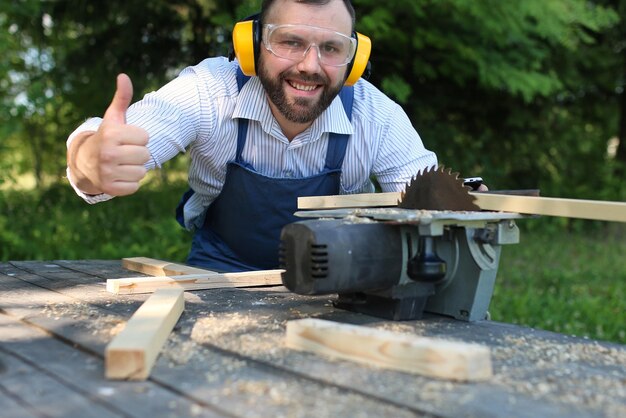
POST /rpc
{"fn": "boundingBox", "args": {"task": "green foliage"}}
[380,74,412,104]
[354,0,624,200]
[493,223,626,344]
[0,181,191,262]
[1,0,625,197]
[0,0,266,188]
[357,0,618,100]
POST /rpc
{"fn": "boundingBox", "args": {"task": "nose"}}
[296,44,322,72]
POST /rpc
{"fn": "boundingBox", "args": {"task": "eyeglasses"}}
[262,24,357,67]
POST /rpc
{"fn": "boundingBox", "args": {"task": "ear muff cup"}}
[232,19,371,85]
[344,32,371,86]
[232,19,261,76]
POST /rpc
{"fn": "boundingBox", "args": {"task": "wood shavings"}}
[491,334,626,416]
[41,301,124,336]
[191,312,286,359]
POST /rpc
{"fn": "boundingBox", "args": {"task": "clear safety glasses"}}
[262,24,357,67]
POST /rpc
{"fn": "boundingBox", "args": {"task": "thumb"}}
[103,73,133,124]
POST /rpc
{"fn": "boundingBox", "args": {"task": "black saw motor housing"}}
[279,219,404,295]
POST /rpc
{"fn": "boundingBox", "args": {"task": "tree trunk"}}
[27,123,44,190]
[614,56,626,175]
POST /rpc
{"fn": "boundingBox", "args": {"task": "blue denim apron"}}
[177,70,353,272]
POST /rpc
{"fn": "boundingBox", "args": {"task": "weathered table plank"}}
[0,310,224,417]
[1,260,624,418]
[0,343,122,418]
[0,261,425,418]
[0,386,45,418]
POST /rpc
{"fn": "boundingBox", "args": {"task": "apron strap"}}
[176,68,252,227]
[324,86,353,170]
[235,69,252,161]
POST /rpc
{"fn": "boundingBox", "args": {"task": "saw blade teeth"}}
[398,163,481,211]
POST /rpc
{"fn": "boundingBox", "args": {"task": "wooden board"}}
[107,270,285,294]
[286,318,492,381]
[105,288,184,380]
[122,257,216,276]
[298,192,399,209]
[0,347,120,418]
[0,313,221,418]
[472,193,626,223]
[298,192,626,222]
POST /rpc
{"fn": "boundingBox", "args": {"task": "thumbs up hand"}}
[68,74,150,196]
[103,73,135,125]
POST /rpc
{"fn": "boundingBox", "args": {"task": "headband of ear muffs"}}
[231,15,371,86]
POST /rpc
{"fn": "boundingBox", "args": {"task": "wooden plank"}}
[298,192,399,209]
[0,313,223,418]
[298,192,626,222]
[105,288,184,380]
[0,387,41,418]
[122,257,215,276]
[0,348,120,418]
[285,318,492,382]
[472,193,626,223]
[106,270,284,294]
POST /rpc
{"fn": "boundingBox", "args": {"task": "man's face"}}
[257,0,352,124]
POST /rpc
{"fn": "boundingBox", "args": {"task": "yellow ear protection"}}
[231,15,262,77]
[231,15,371,86]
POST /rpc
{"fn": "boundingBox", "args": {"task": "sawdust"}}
[191,311,287,359]
[491,334,626,417]
[216,378,419,418]
[341,214,376,224]
[41,301,125,336]
[41,291,623,416]
[187,304,625,416]
[225,380,291,405]
[161,332,206,366]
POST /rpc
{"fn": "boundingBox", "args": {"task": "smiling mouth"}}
[288,80,320,92]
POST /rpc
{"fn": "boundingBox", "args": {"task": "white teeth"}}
[290,81,316,91]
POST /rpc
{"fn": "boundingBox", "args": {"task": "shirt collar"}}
[232,77,354,138]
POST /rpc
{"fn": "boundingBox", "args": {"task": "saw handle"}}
[463,177,484,191]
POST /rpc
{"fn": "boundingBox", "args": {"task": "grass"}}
[1,181,624,344]
[492,222,625,344]
[0,180,192,263]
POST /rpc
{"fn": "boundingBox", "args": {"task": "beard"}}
[257,55,344,124]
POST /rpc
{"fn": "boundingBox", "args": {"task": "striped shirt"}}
[68,57,437,230]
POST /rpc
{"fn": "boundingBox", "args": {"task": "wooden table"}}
[1,260,624,418]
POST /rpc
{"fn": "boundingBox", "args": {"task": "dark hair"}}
[260,0,356,31]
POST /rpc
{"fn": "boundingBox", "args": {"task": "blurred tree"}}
[0,0,623,202]
[0,0,260,189]
[354,0,622,199]
[593,0,626,176]
[0,0,78,188]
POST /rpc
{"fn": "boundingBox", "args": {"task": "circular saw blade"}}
[398,165,480,211]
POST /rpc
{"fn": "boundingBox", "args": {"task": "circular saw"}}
[398,165,481,211]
